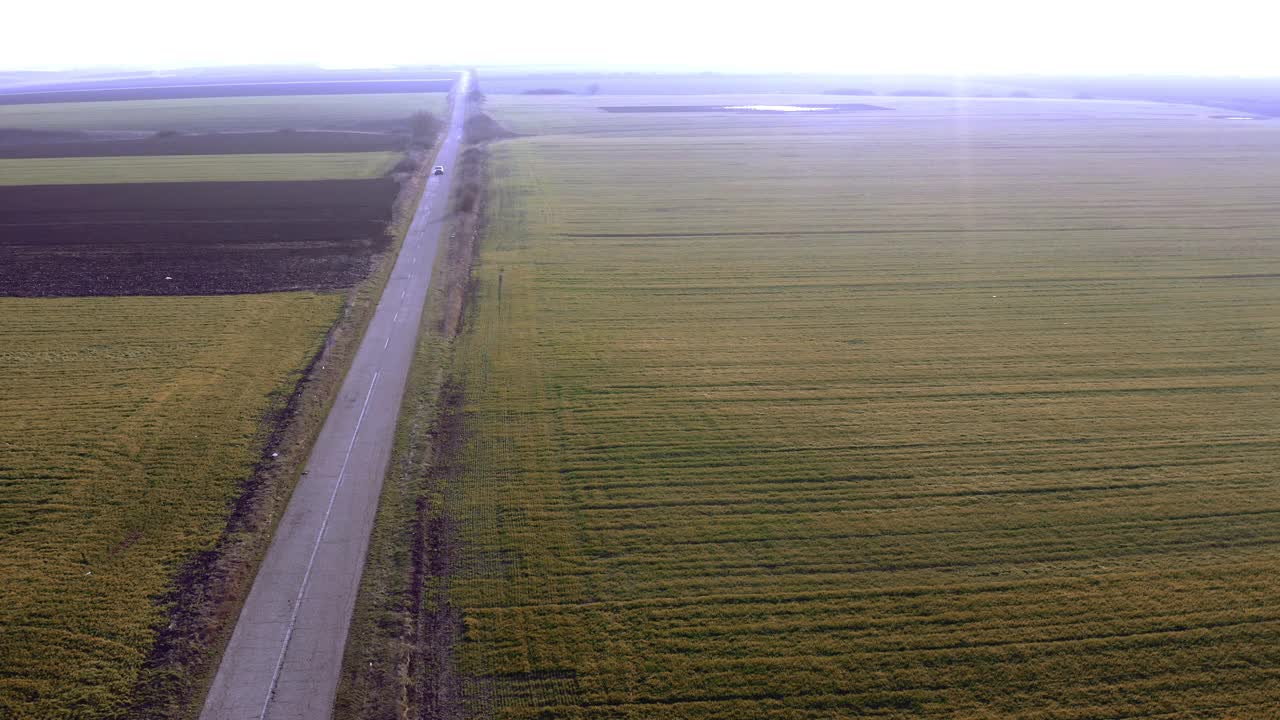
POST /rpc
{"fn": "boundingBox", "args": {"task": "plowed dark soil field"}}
[0,179,399,296]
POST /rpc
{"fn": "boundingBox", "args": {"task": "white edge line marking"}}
[258,371,381,719]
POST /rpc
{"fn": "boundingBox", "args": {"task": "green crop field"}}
[436,97,1280,718]
[0,92,447,133]
[0,292,342,718]
[0,151,404,185]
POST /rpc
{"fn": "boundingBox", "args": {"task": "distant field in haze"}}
[475,71,1280,117]
[0,92,447,133]
[435,94,1280,718]
[0,151,403,185]
[477,72,1024,97]
[490,92,1233,135]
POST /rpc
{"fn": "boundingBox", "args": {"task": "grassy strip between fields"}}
[0,92,448,132]
[0,152,404,185]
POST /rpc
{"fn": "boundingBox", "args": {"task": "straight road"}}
[199,71,470,720]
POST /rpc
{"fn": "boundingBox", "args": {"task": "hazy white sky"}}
[7,0,1280,75]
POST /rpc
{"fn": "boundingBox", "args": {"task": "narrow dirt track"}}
[198,70,470,720]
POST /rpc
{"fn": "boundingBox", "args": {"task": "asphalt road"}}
[199,71,470,720]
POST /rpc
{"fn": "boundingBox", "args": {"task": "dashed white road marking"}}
[258,371,381,719]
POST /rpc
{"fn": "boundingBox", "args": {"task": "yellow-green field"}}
[0,151,403,185]
[0,293,342,718]
[0,92,447,132]
[442,98,1280,717]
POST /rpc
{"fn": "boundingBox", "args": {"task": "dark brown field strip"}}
[1,221,386,246]
[0,178,399,213]
[0,178,399,296]
[0,219,384,227]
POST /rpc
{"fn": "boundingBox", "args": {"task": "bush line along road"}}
[197,71,469,720]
